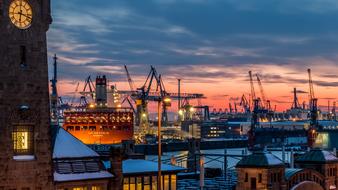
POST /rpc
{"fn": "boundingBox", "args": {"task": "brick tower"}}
[0,0,53,189]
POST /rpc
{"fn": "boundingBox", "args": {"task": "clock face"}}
[9,0,33,29]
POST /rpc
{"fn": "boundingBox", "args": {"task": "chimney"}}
[109,145,124,190]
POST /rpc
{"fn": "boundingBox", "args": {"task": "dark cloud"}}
[229,97,240,101]
[320,74,338,78]
[291,90,308,94]
[270,99,292,104]
[48,0,338,104]
[320,97,336,100]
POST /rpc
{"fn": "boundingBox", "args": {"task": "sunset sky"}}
[47,0,338,112]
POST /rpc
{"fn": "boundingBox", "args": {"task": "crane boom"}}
[70,82,80,105]
[124,65,135,91]
[256,74,267,108]
[240,94,250,113]
[249,71,256,109]
[308,68,315,100]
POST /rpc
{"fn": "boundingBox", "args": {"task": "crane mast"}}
[333,101,336,121]
[256,74,267,108]
[308,68,315,105]
[124,65,136,92]
[307,68,319,148]
[292,88,301,109]
[240,94,250,113]
[248,71,256,110]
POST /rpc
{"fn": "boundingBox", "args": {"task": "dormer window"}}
[12,124,34,155]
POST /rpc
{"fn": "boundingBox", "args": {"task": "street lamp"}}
[158,96,171,190]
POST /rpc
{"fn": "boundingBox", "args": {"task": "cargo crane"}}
[122,65,137,115]
[229,102,233,113]
[291,88,301,109]
[332,102,336,121]
[124,65,136,93]
[248,71,256,111]
[122,66,204,127]
[70,82,80,106]
[308,69,315,109]
[248,99,260,149]
[78,75,95,108]
[240,94,250,113]
[256,74,268,109]
[307,68,320,148]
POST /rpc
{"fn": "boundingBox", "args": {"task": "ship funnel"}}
[95,75,107,107]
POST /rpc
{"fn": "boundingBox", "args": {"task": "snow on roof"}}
[236,151,284,168]
[53,128,99,159]
[295,149,338,163]
[54,171,113,182]
[123,159,186,175]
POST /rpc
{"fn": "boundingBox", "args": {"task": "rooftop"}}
[53,128,99,159]
[295,149,338,163]
[54,171,113,182]
[236,151,284,168]
[122,159,186,175]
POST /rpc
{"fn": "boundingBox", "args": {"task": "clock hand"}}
[17,12,32,20]
[19,10,22,22]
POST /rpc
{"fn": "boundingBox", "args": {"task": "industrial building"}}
[236,149,338,190]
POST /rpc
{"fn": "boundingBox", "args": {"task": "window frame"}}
[12,124,34,155]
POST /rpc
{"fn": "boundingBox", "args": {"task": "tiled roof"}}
[236,151,284,168]
[295,149,338,163]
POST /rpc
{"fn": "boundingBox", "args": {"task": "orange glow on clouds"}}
[55,63,338,113]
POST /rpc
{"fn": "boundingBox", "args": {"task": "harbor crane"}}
[332,101,336,121]
[75,76,96,108]
[70,82,80,106]
[49,54,71,121]
[122,65,204,128]
[307,68,321,148]
[291,88,301,109]
[248,71,256,111]
[124,65,136,93]
[239,94,250,113]
[256,74,268,109]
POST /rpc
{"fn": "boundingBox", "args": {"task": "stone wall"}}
[0,0,53,189]
[236,167,286,190]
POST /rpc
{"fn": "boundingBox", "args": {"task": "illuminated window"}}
[137,177,142,190]
[163,175,169,190]
[73,187,87,190]
[152,176,157,190]
[144,176,150,190]
[12,125,33,155]
[91,186,102,190]
[123,177,129,190]
[130,177,136,190]
[171,175,177,190]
